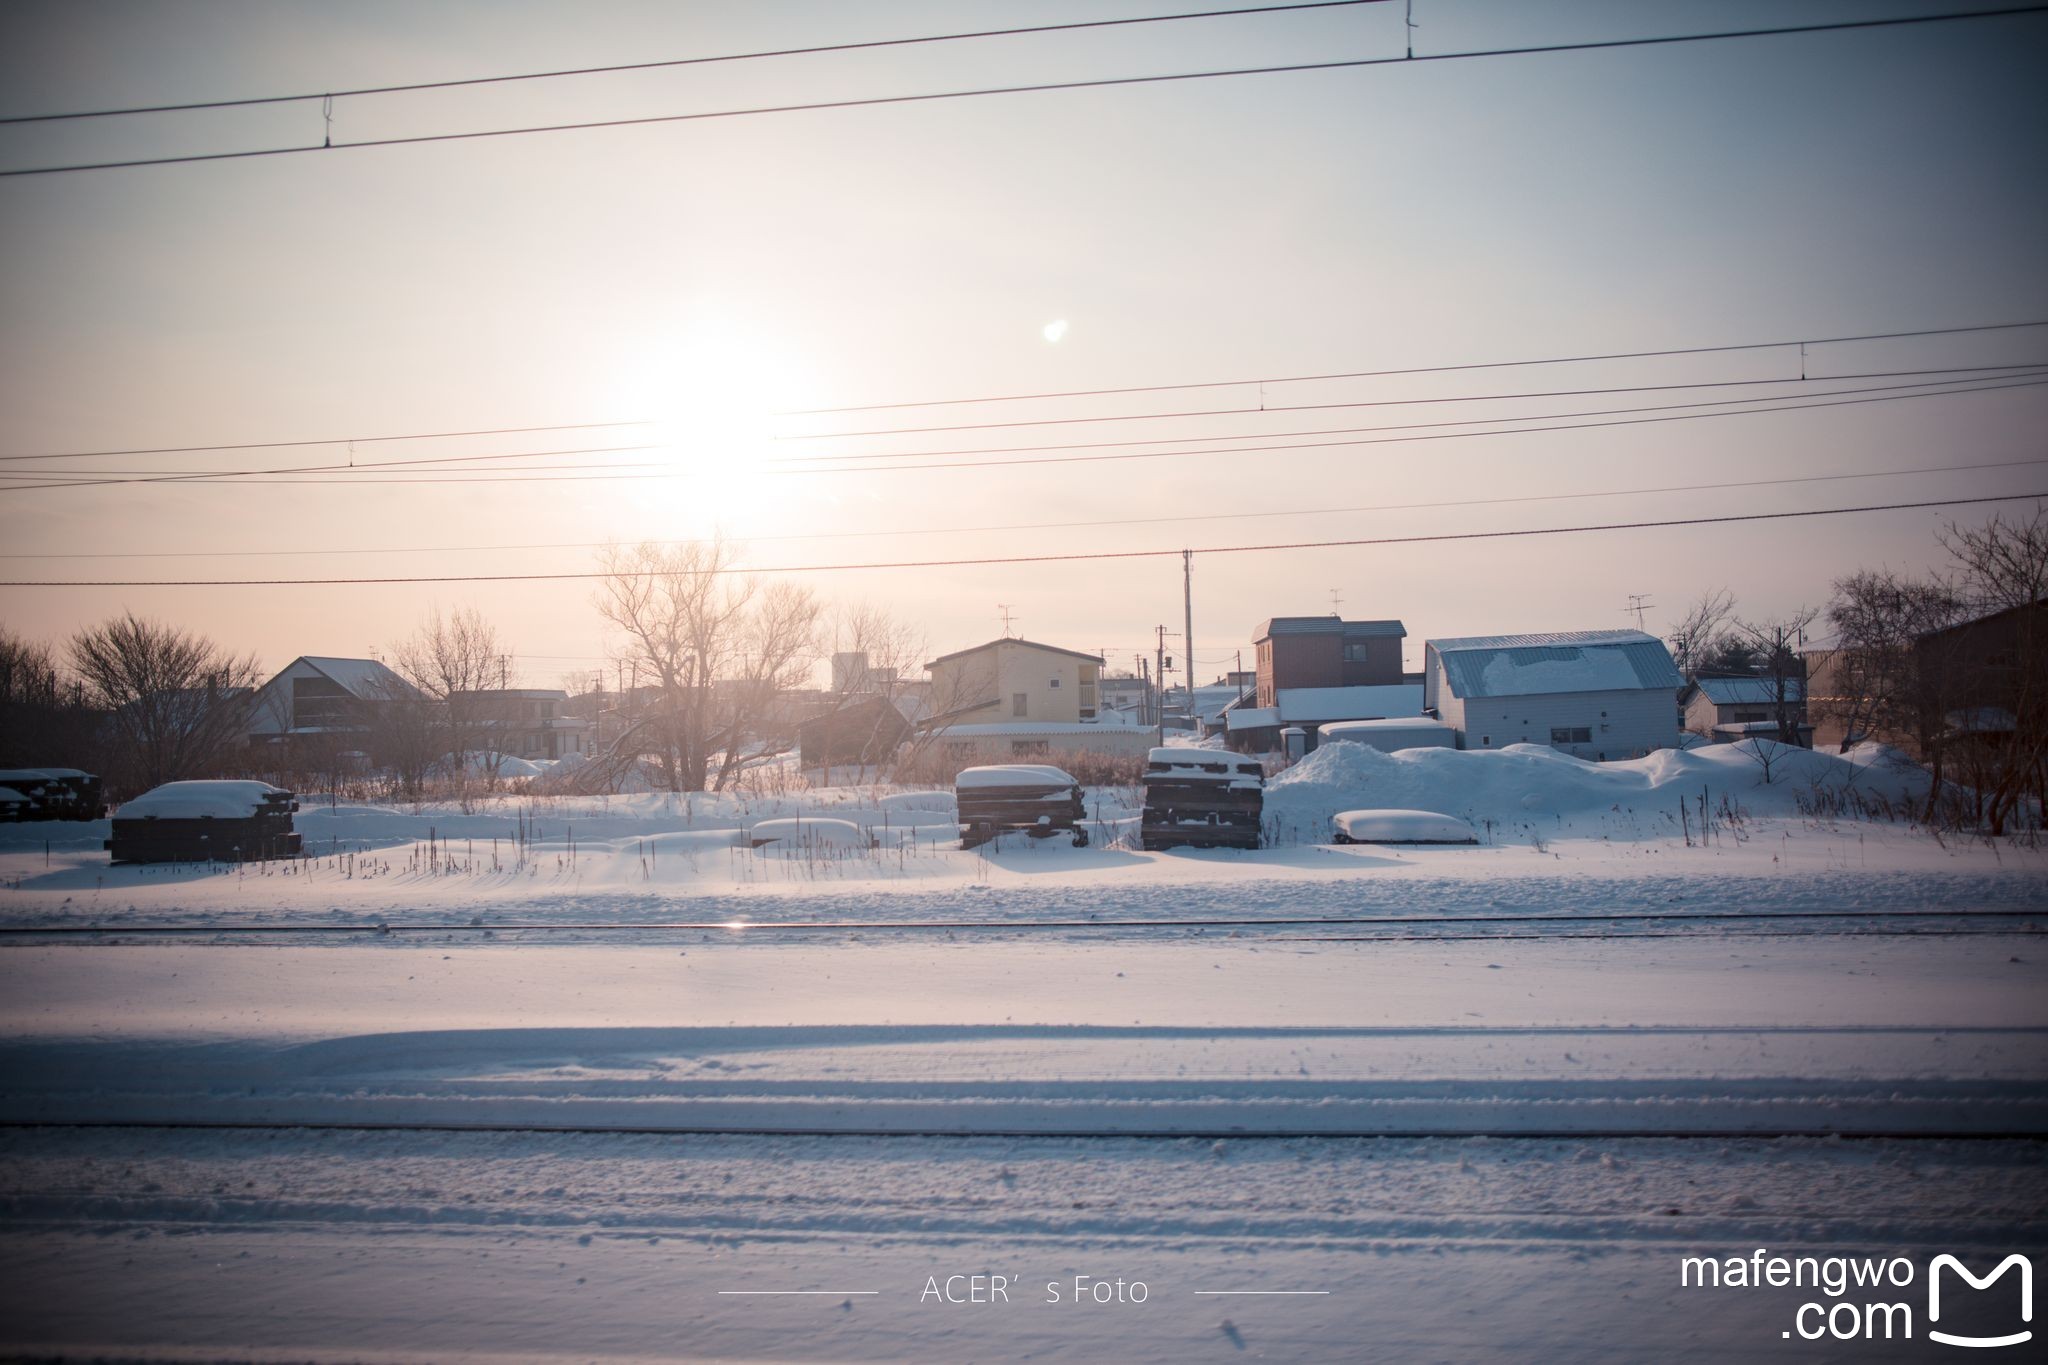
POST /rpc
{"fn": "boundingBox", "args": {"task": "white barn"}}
[1423,630,1683,761]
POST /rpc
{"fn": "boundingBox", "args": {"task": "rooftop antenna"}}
[1328,587,1343,615]
[996,604,1017,637]
[1623,593,1655,631]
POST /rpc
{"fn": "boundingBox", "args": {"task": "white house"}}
[925,637,1104,725]
[1681,675,1809,745]
[1423,630,1683,760]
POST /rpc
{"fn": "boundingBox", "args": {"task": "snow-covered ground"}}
[1,743,2041,1360]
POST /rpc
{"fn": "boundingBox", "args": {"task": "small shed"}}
[1318,717,1458,753]
[798,694,914,771]
[106,781,302,864]
[1424,630,1683,760]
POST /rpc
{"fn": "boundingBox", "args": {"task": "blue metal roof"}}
[1694,675,1804,705]
[1428,630,1682,699]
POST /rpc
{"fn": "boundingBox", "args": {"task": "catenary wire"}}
[0,3,1390,123]
[6,456,2036,561]
[0,419,649,464]
[19,373,2032,490]
[4,6,2043,177]
[4,492,2040,586]
[9,368,2035,491]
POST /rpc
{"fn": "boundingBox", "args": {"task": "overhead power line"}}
[0,419,648,464]
[5,5,2042,178]
[0,3,1388,123]
[784,320,2048,415]
[4,456,2039,561]
[778,364,2048,443]
[9,368,2036,492]
[5,493,2040,587]
[10,373,2040,492]
[8,368,2039,491]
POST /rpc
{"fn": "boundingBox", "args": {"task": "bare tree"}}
[1935,507,2048,833]
[593,539,822,792]
[1667,589,1736,683]
[1819,569,1964,754]
[1730,607,1820,748]
[808,603,930,786]
[0,627,98,768]
[66,613,260,794]
[391,608,514,789]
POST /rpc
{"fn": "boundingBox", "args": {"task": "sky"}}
[2,0,2045,690]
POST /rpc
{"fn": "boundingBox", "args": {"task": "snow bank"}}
[878,791,956,814]
[116,781,294,820]
[955,765,1078,790]
[745,817,871,850]
[1333,809,1478,844]
[1266,738,1934,839]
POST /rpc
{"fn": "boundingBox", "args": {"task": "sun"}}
[605,324,797,538]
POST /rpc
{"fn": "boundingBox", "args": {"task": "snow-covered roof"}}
[939,721,1139,737]
[955,764,1079,789]
[298,656,415,699]
[1711,720,1807,735]
[1320,716,1456,734]
[116,780,293,820]
[1255,617,1406,640]
[1692,676,1805,705]
[0,787,28,804]
[1429,631,1682,699]
[926,637,1104,668]
[1223,706,1280,732]
[1274,684,1425,723]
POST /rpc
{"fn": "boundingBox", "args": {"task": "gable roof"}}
[1691,675,1805,706]
[296,656,419,699]
[926,637,1105,669]
[1254,617,1407,641]
[1428,630,1682,699]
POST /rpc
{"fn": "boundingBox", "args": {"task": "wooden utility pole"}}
[1154,624,1168,749]
[1183,549,1196,734]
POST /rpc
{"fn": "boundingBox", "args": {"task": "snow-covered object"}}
[878,791,956,814]
[1332,809,1478,844]
[1265,734,1935,838]
[440,751,546,780]
[746,817,870,850]
[955,765,1079,790]
[117,781,295,820]
[1319,718,1457,752]
[1145,749,1264,789]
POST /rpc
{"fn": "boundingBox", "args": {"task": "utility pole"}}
[1183,549,1196,731]
[1154,624,1169,749]
[1138,655,1151,726]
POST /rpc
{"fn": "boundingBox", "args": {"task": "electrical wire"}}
[0,3,1389,123]
[5,493,2040,587]
[10,368,2035,492]
[3,456,2037,561]
[786,319,2048,415]
[0,419,648,464]
[5,6,2042,178]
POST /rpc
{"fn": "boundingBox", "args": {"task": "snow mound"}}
[746,817,871,850]
[1264,738,1933,839]
[1333,809,1478,844]
[439,751,546,780]
[116,781,295,820]
[955,765,1078,790]
[879,791,956,814]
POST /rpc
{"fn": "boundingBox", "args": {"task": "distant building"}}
[1222,683,1426,753]
[448,688,592,760]
[831,651,899,695]
[925,637,1103,725]
[1252,617,1407,707]
[1681,676,1809,746]
[246,656,419,746]
[799,694,915,773]
[1424,630,1682,760]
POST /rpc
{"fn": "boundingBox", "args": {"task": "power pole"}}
[1182,549,1196,729]
[1138,655,1151,726]
[1154,624,1168,749]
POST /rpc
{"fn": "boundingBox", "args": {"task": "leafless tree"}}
[1667,589,1736,683]
[1819,569,1965,754]
[390,607,515,790]
[593,539,822,792]
[1730,607,1820,748]
[0,627,98,768]
[1935,506,2048,833]
[66,613,260,794]
[808,603,930,785]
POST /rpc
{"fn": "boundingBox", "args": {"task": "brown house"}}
[1252,617,1407,707]
[1806,599,2044,752]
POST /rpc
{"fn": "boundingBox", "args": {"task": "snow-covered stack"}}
[107,780,302,864]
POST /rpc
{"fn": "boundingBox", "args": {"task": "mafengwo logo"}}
[1928,1254,2033,1349]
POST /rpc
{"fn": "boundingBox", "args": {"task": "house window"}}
[1010,739,1049,756]
[1048,677,1061,689]
[1550,727,1593,745]
[1013,693,1029,717]
[945,741,976,760]
[1342,642,1371,663]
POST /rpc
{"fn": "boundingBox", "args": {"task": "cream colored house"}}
[925,637,1104,726]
